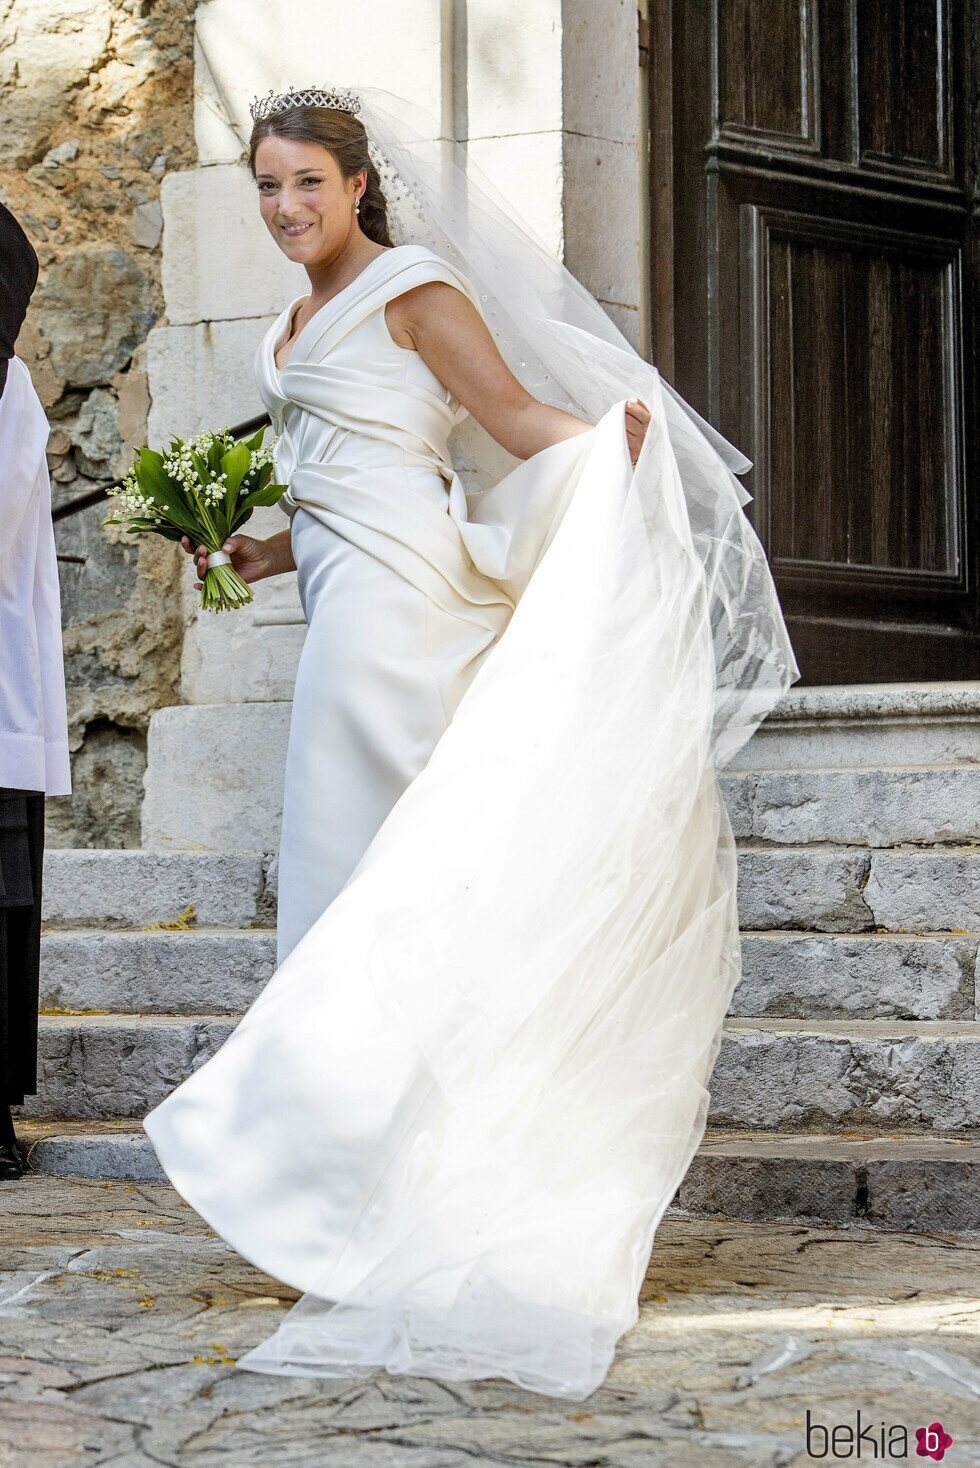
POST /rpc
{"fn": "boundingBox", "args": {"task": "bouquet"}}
[103,424,287,612]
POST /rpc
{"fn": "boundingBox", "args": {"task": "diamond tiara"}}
[248,86,361,122]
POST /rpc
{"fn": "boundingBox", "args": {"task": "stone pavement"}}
[0,1177,978,1466]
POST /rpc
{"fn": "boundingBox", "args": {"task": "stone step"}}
[18,1014,980,1129]
[21,1015,237,1121]
[20,1119,168,1183]
[143,699,980,852]
[734,932,979,1021]
[736,844,980,932]
[37,926,980,1022]
[729,680,980,770]
[713,1020,980,1132]
[41,848,271,929]
[721,765,980,846]
[18,1119,980,1233]
[41,843,980,934]
[677,1129,980,1232]
[39,929,275,1015]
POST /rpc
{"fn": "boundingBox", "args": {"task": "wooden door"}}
[649,0,979,683]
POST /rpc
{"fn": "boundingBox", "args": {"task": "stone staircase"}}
[18,684,980,1233]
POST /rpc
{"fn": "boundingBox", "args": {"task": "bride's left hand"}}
[625,397,652,465]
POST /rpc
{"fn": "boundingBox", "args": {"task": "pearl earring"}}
[354,194,361,214]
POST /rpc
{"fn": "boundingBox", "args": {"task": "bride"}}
[144,83,799,1401]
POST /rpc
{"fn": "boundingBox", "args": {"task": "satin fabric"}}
[259,245,587,963]
[144,243,744,1400]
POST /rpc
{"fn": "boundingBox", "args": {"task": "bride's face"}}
[254,137,365,262]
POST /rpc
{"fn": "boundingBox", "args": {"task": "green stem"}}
[199,562,253,613]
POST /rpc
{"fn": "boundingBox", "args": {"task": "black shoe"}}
[0,1140,27,1179]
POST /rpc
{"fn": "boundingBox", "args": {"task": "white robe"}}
[145,245,756,1401]
[0,356,70,797]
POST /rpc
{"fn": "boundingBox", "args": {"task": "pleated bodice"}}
[261,247,470,507]
[253,243,590,638]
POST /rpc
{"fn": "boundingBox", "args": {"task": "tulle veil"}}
[159,28,802,1399]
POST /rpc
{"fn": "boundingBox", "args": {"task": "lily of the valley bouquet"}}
[103,425,287,612]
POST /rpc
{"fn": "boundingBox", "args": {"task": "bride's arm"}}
[386,282,651,463]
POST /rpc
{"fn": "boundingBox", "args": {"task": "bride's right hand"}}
[181,533,274,589]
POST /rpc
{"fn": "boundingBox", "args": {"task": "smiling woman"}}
[252,102,392,247]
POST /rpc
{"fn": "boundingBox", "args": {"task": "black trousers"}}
[0,787,44,1106]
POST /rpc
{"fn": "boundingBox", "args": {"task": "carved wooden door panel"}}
[649,0,979,682]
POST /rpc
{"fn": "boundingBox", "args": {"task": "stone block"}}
[161,165,305,326]
[677,1131,980,1232]
[736,847,874,931]
[22,1016,236,1119]
[145,315,277,445]
[562,0,639,144]
[733,934,976,1021]
[141,702,292,851]
[563,131,641,313]
[180,608,307,706]
[72,387,123,477]
[678,1151,858,1226]
[131,200,163,250]
[733,680,980,770]
[464,0,563,140]
[465,133,565,259]
[722,767,980,846]
[867,1155,980,1231]
[40,930,275,1015]
[738,846,980,935]
[25,1128,166,1182]
[863,850,980,933]
[41,849,266,928]
[711,1021,980,1131]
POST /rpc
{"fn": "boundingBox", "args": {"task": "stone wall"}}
[0,0,197,845]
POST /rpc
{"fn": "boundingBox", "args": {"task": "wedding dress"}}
[266,244,576,965]
[143,72,800,1401]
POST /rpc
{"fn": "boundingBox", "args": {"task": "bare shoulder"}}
[385,280,476,349]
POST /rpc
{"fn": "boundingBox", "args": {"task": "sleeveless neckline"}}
[273,245,408,376]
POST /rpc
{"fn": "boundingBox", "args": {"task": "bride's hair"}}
[248,106,394,247]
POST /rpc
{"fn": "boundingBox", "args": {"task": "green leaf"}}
[243,425,266,452]
[220,441,251,496]
[137,446,167,475]
[131,450,200,536]
[125,521,185,542]
[232,480,288,518]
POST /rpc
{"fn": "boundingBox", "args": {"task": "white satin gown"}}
[268,245,527,965]
[144,242,751,1401]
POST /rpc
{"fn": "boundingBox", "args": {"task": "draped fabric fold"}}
[258,247,594,632]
